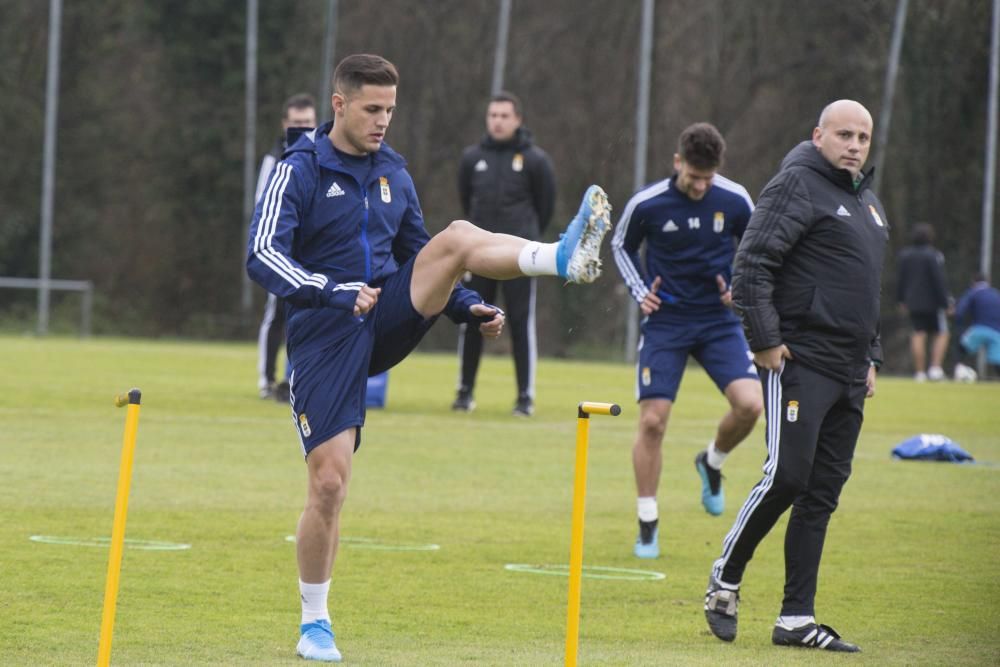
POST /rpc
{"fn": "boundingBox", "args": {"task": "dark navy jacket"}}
[733,141,888,383]
[246,121,480,337]
[611,173,754,320]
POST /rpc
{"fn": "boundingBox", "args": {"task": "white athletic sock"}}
[300,579,331,625]
[706,441,727,470]
[637,496,658,522]
[776,614,815,629]
[517,241,559,276]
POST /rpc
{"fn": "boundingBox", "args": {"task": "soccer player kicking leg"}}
[292,187,611,662]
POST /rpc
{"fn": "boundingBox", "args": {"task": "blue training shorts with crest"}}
[286,256,436,456]
[636,310,757,402]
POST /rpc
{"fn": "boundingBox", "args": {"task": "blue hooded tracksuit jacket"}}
[246,121,480,350]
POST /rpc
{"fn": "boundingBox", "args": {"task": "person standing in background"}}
[257,94,317,400]
[896,223,952,382]
[452,92,556,417]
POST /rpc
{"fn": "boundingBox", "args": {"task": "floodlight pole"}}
[240,0,259,325]
[491,0,512,94]
[982,0,999,283]
[319,0,338,120]
[871,0,908,194]
[978,0,999,378]
[624,0,654,363]
[38,0,63,336]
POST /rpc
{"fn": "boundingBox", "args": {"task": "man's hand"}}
[753,344,792,371]
[353,285,381,316]
[866,364,877,398]
[471,303,505,339]
[716,274,733,308]
[640,276,663,316]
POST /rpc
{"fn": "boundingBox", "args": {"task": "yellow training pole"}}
[97,388,142,667]
[566,401,621,667]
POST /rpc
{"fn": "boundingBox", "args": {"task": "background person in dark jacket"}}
[896,223,953,381]
[452,91,556,416]
[703,100,887,653]
[256,93,317,400]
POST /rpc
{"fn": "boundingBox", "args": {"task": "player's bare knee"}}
[310,467,349,510]
[735,396,763,423]
[638,412,667,442]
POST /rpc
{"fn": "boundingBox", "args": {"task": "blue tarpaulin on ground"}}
[891,434,974,463]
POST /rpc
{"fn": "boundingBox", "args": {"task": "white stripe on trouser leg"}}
[526,279,537,399]
[455,323,466,390]
[257,293,278,389]
[713,366,783,580]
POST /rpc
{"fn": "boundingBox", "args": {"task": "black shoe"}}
[772,622,860,652]
[452,389,475,412]
[273,380,290,403]
[512,396,534,417]
[704,574,740,642]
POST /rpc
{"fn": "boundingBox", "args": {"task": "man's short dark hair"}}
[333,54,399,95]
[490,91,523,117]
[912,223,935,245]
[677,123,726,170]
[283,93,316,118]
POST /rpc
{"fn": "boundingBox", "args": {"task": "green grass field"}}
[1,335,998,665]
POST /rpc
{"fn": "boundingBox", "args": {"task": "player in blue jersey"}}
[246,54,611,662]
[612,123,763,559]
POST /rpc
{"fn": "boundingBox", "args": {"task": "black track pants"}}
[456,274,536,398]
[711,359,867,616]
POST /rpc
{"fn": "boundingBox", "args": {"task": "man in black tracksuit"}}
[896,223,953,381]
[703,100,888,653]
[452,91,556,416]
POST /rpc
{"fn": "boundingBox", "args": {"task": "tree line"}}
[1,0,995,373]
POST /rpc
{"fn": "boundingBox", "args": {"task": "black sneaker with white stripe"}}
[704,575,739,641]
[772,622,860,652]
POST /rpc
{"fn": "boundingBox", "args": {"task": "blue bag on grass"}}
[366,371,389,408]
[891,434,974,463]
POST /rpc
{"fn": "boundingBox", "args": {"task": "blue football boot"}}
[296,619,342,662]
[695,450,725,516]
[555,185,611,283]
[633,518,659,559]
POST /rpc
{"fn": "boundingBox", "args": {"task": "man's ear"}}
[332,92,346,115]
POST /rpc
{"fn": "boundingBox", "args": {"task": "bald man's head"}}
[812,100,873,178]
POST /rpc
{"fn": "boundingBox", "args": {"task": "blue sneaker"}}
[633,518,659,558]
[556,185,611,283]
[296,619,342,662]
[695,450,724,516]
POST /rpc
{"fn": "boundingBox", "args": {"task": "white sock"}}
[300,579,331,625]
[637,496,658,522]
[776,614,815,629]
[517,241,559,276]
[706,441,727,470]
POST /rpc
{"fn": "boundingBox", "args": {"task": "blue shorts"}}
[636,313,757,402]
[961,325,1000,364]
[287,257,436,456]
